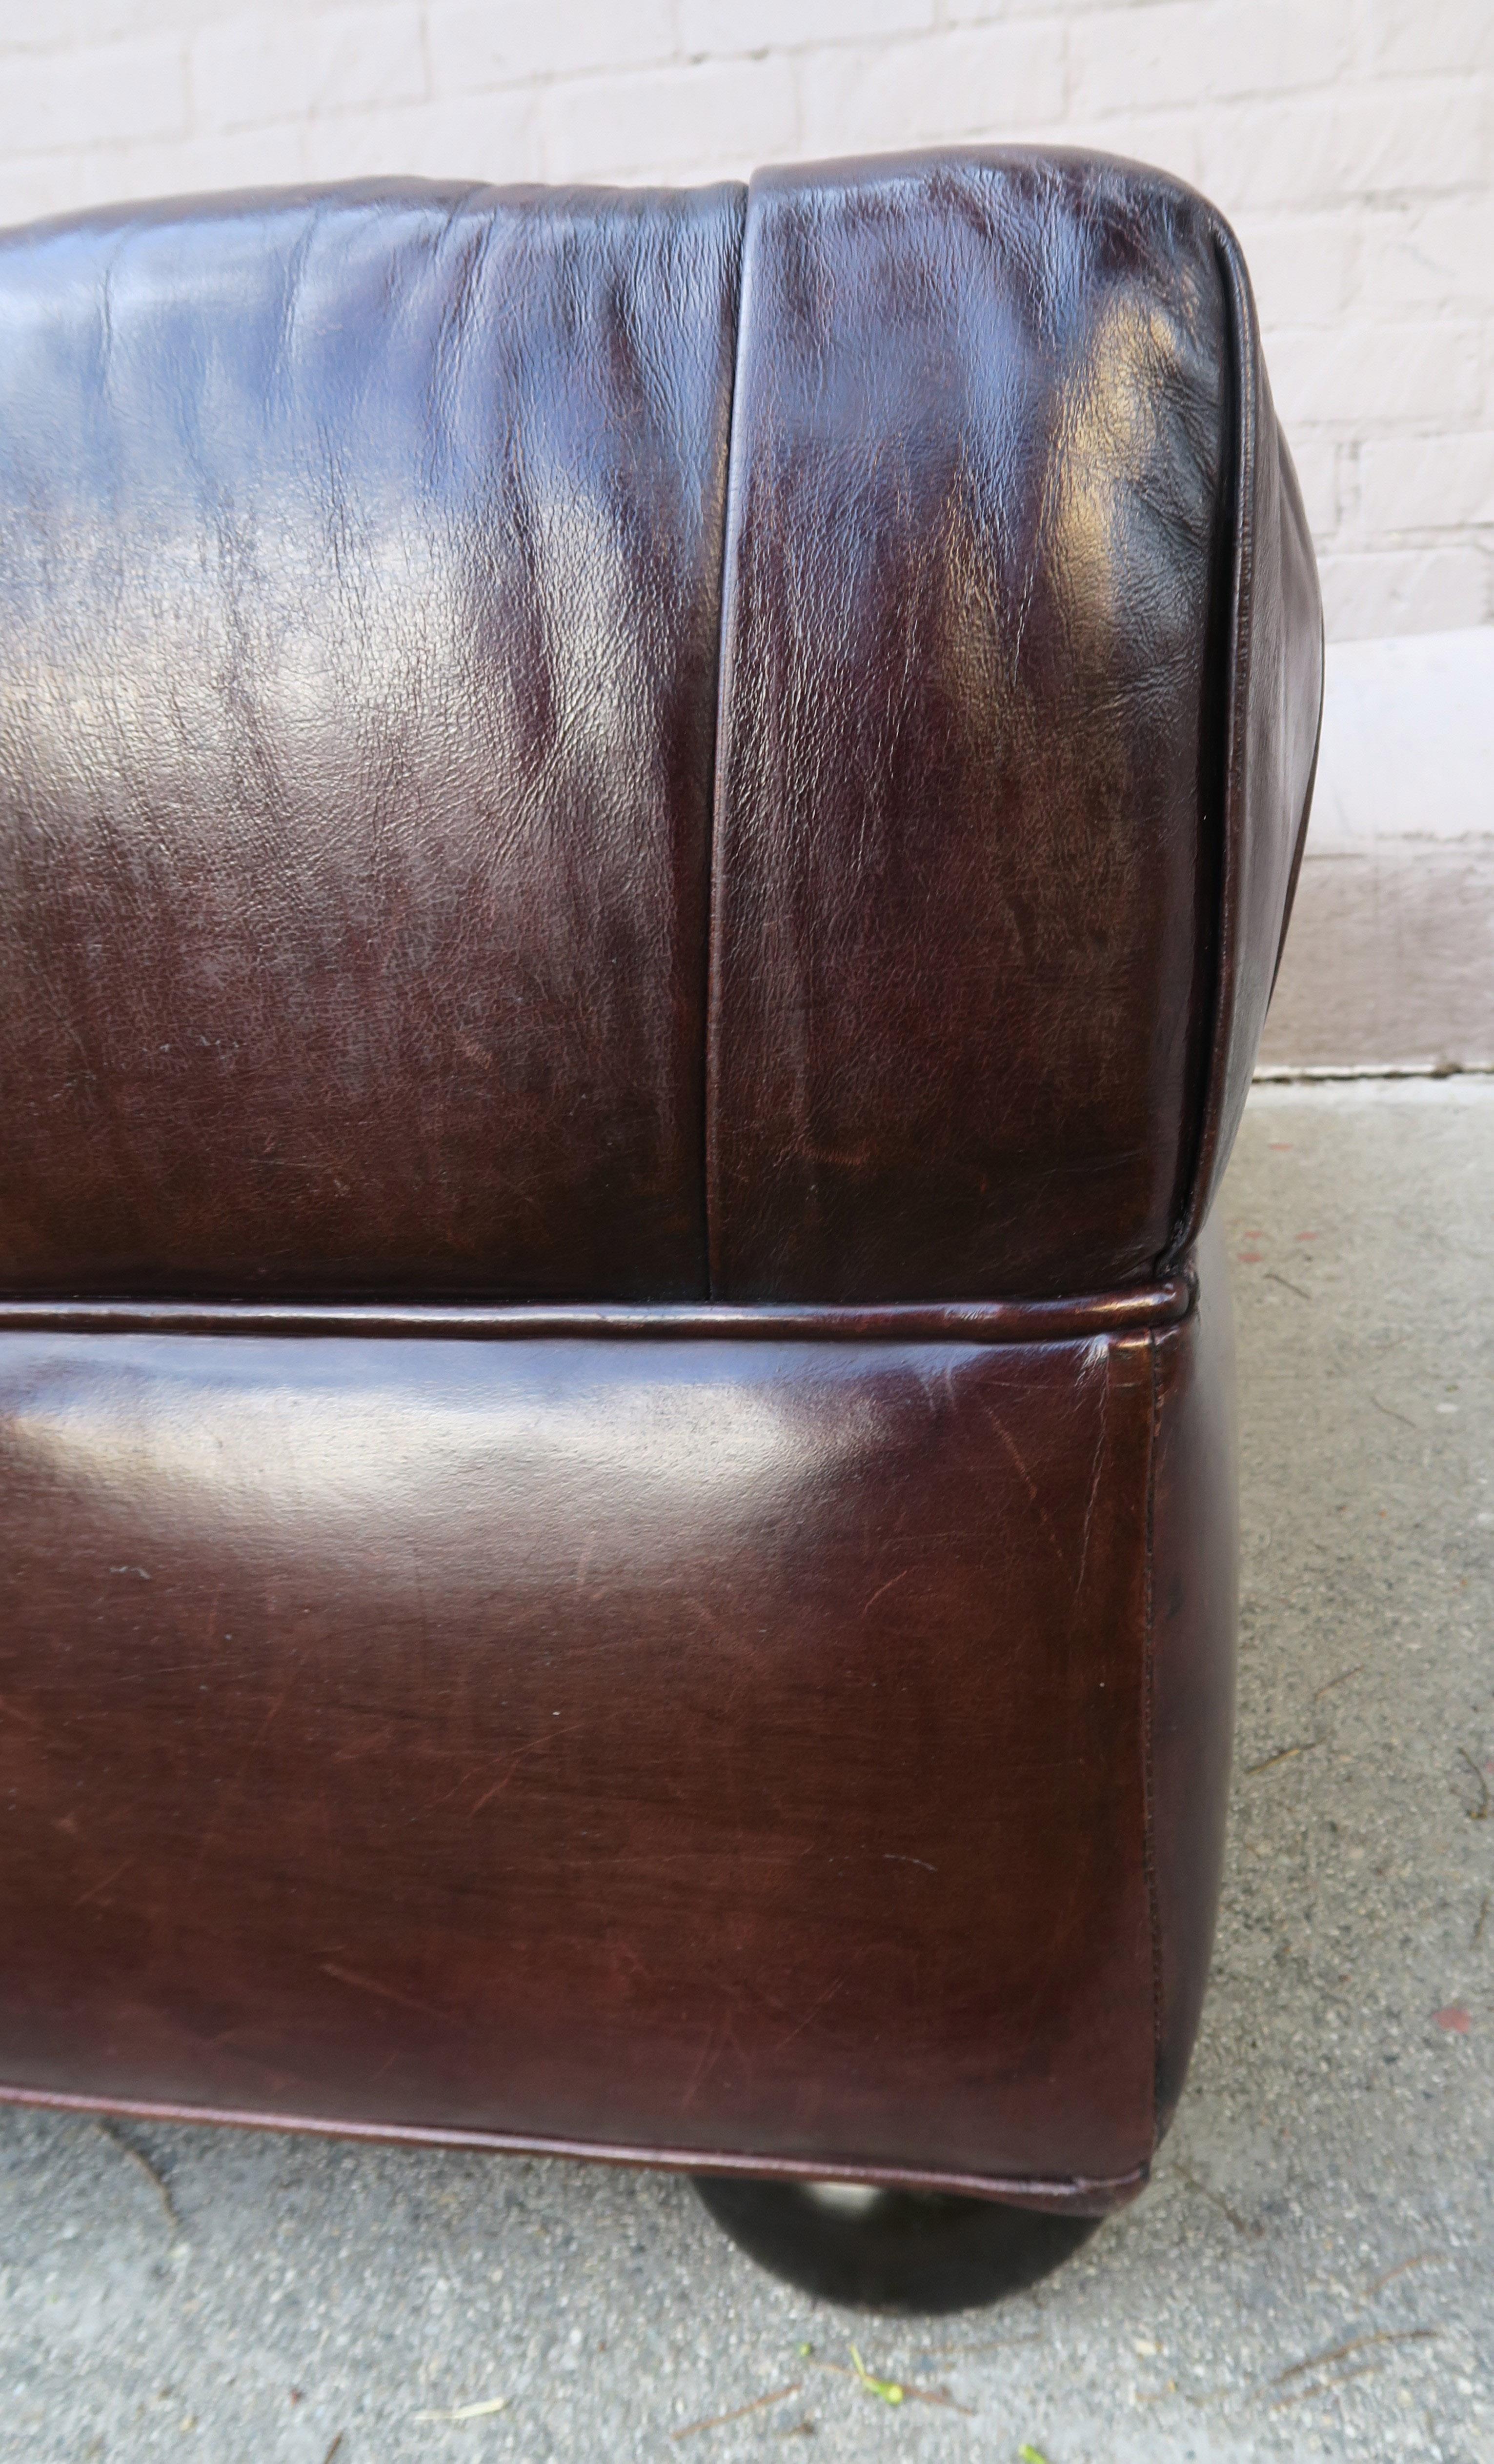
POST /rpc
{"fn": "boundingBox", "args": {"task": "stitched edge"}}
[1141,1326,1167,2155]
[0,2082,1148,2214]
[701,180,754,1301]
[0,1281,1193,1342]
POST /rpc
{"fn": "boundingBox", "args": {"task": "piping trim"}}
[0,2081,1148,2215]
[0,1280,1192,1343]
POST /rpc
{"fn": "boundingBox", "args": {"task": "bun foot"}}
[692,2174,1100,2314]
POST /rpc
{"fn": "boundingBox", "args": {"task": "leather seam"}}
[0,1281,1194,1343]
[702,182,753,1302]
[1142,1326,1167,2158]
[0,2081,1146,2211]
[1160,216,1255,1273]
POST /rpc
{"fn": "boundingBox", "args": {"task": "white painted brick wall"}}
[0,0,1489,640]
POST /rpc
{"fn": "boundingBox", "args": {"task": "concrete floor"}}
[0,1079,1490,2464]
[1258,630,1494,1074]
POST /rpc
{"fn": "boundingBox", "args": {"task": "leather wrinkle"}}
[702,191,749,1303]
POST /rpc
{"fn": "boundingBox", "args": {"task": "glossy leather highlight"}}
[0,181,742,1299]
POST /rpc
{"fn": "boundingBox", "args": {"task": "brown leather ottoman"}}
[0,148,1321,2308]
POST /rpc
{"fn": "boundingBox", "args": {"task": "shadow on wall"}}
[1260,628,1494,1076]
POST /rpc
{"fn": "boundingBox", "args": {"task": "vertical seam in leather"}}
[702,184,754,1301]
[1160,220,1256,1271]
[1141,1327,1166,2157]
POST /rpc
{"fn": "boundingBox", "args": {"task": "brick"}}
[1358,199,1494,316]
[1283,433,1342,539]
[429,0,674,94]
[1227,214,1358,328]
[192,8,426,135]
[71,119,311,205]
[680,0,936,57]
[540,58,797,182]
[1266,320,1483,429]
[947,0,1151,16]
[1193,79,1486,215]
[0,34,188,156]
[1069,1,1351,122]
[0,2,189,43]
[0,2,372,34]
[1317,545,1491,640]
[0,153,88,231]
[1358,433,1494,533]
[1364,0,1494,76]
[303,92,543,185]
[799,23,1066,153]
[1,0,1490,650]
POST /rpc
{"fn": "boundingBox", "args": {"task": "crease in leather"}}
[700,196,749,1302]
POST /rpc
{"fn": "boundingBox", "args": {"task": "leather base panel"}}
[0,1311,1215,2195]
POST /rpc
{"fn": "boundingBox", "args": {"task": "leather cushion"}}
[0,181,742,1299]
[708,151,1321,1299]
[0,158,1319,1305]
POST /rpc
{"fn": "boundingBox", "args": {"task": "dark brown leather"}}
[0,1249,1230,2201]
[1148,1211,1237,2134]
[0,180,742,1299]
[708,151,1322,1300]
[0,153,1314,2208]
